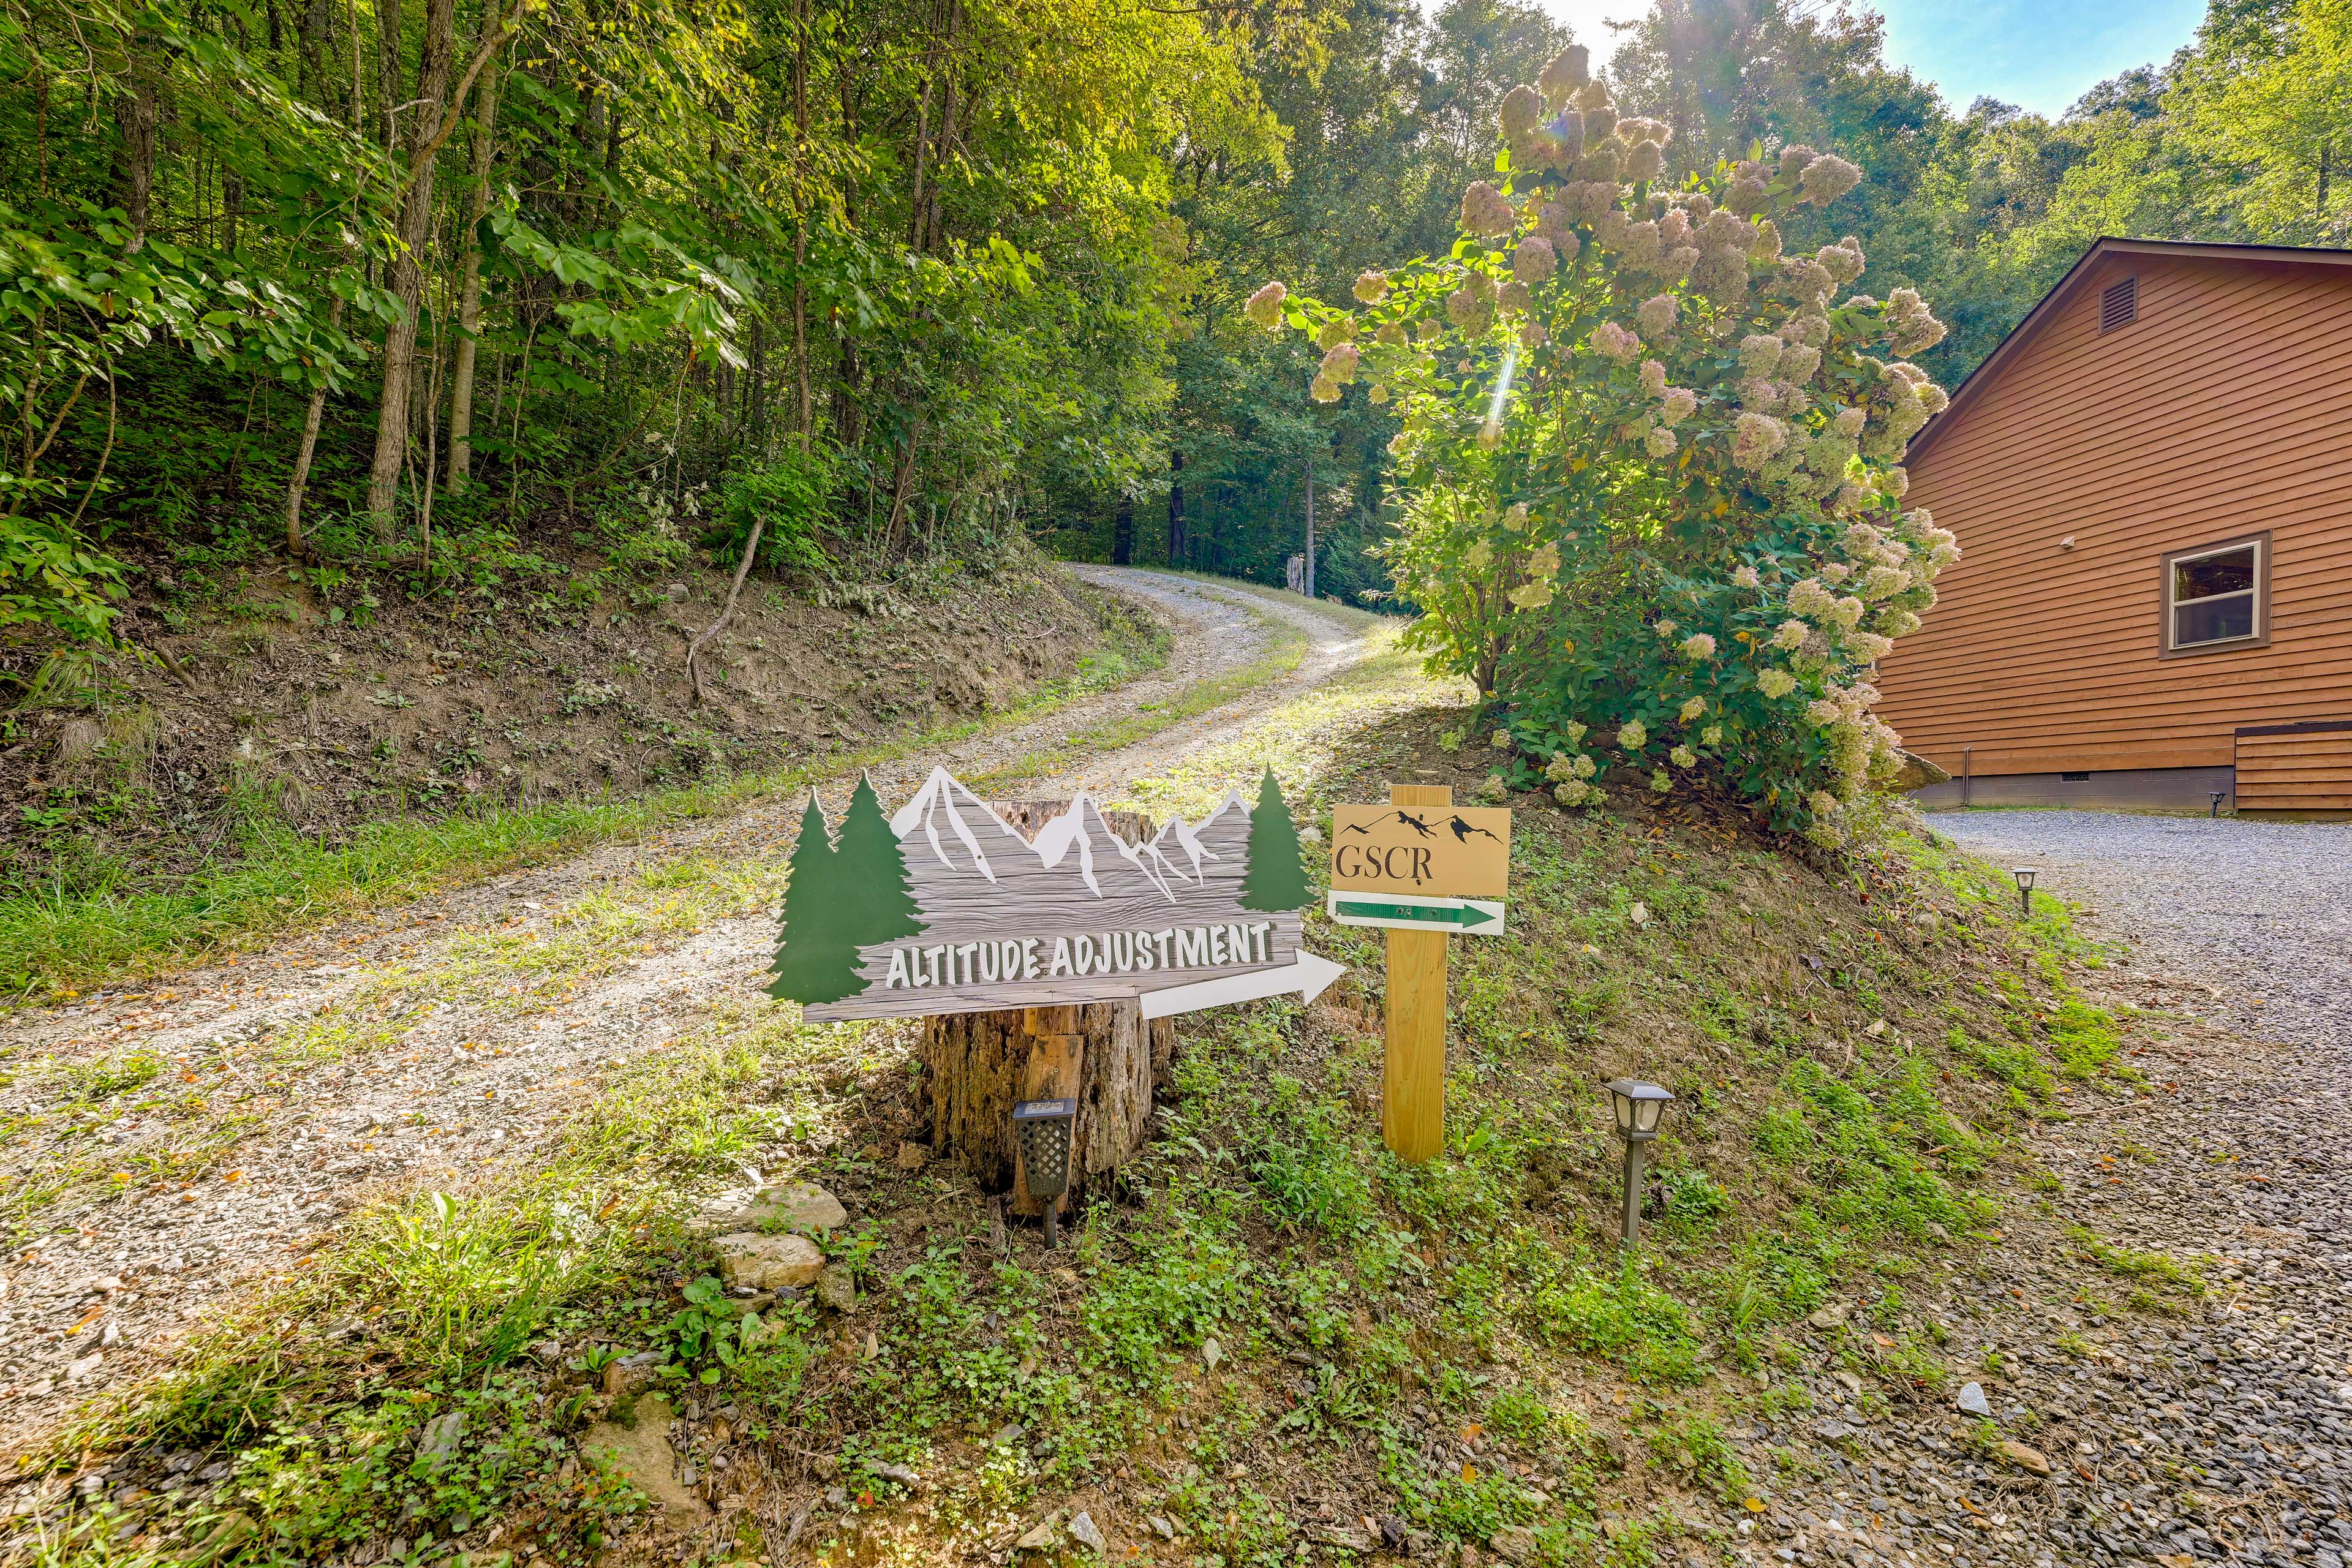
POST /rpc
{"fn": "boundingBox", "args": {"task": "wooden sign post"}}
[1326,785,1513,1163]
[1382,783,1452,1163]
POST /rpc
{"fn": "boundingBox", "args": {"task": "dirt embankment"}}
[3,545,1150,886]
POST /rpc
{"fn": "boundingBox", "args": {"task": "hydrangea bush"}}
[1245,49,1958,843]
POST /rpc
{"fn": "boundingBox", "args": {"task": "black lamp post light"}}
[1605,1078,1675,1253]
[1012,1097,1077,1247]
[2011,867,2038,916]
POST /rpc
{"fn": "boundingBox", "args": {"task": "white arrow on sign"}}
[1139,950,1348,1020]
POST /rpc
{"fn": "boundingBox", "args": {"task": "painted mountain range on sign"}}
[768,767,1316,1022]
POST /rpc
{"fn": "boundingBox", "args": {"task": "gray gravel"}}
[1713,809,2352,1568]
[1935,811,2352,1048]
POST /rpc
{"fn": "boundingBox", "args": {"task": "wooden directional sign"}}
[1337,789,1515,1165]
[767,767,1344,1023]
[1328,893,1507,935]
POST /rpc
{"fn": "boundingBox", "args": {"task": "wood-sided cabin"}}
[1877,238,2352,815]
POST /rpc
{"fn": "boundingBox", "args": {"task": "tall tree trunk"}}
[1111,494,1133,565]
[445,57,501,490]
[284,295,344,560]
[1167,449,1185,565]
[791,0,811,444]
[375,0,402,151]
[363,0,456,532]
[117,26,161,252]
[1303,460,1317,599]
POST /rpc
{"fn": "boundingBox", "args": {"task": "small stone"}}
[693,1181,848,1236]
[604,1351,660,1396]
[893,1141,930,1172]
[713,1231,824,1291]
[1016,1518,1061,1552]
[991,1423,1027,1449]
[1956,1382,1992,1417]
[873,1461,919,1488]
[816,1266,858,1313]
[1148,1516,1177,1542]
[1833,1370,1862,1395]
[1069,1512,1107,1553]
[415,1411,467,1468]
[1997,1440,2052,1477]
[1203,1336,1224,1370]
[581,1395,710,1523]
[1807,1302,1850,1330]
[1490,1526,1537,1564]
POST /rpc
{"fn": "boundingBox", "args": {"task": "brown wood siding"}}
[1877,252,2352,777]
[2234,727,2352,810]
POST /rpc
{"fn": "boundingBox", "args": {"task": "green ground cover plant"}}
[22,697,2163,1566]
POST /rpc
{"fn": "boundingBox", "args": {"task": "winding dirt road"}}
[0,570,1381,1461]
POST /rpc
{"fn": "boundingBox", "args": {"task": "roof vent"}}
[2100,276,2138,333]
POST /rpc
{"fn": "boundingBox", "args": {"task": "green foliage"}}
[1260,61,1954,837]
[709,440,845,576]
[1643,1411,1751,1506]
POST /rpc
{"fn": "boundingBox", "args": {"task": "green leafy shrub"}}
[706,440,844,575]
[1248,53,1957,840]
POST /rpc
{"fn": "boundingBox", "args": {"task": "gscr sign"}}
[1327,802,1511,933]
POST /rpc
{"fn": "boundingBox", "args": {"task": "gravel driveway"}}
[1937,811,2352,1050]
[1868,809,2352,1568]
[0,570,1382,1463]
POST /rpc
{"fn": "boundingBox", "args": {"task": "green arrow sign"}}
[1327,894,1508,933]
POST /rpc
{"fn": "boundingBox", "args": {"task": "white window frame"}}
[2160,533,2269,657]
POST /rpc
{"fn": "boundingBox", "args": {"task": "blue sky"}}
[1539,0,2211,119]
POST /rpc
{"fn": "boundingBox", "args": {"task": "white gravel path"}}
[1853,808,2352,1568]
[0,569,1381,1464]
[1934,811,2352,1049]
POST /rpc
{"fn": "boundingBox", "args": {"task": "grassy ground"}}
[9,665,2204,1568]
[0,600,1172,1004]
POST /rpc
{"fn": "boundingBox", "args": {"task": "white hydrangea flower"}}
[1679,696,1707,722]
[1618,720,1648,750]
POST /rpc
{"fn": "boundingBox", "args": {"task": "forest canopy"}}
[1,0,2345,655]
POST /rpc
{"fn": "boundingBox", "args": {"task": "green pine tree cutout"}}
[1240,766,1311,911]
[769,794,865,1005]
[834,773,925,949]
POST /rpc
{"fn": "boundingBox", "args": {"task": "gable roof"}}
[1905,237,2352,465]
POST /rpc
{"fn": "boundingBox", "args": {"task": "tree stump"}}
[919,801,1178,1216]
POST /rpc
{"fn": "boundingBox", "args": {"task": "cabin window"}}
[2162,535,2268,654]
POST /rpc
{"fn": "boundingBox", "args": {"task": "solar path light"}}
[2011,867,2038,916]
[1605,1079,1675,1253]
[1012,1098,1077,1248]
[2211,790,2226,818]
